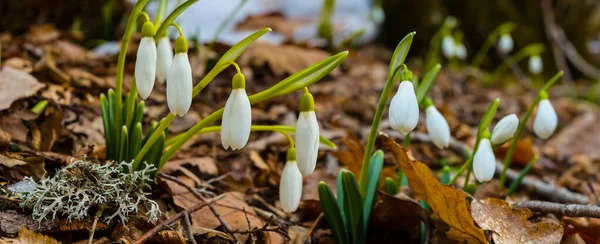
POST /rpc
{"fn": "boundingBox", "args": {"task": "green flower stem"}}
[114,0,150,158]
[483,43,546,85]
[416,64,441,105]
[164,125,336,148]
[154,0,168,27]
[154,0,199,40]
[499,71,563,188]
[472,22,516,68]
[359,32,414,194]
[448,98,499,186]
[424,16,458,71]
[506,156,537,196]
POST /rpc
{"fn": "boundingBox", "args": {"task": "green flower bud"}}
[401,69,413,81]
[299,90,315,112]
[232,73,246,89]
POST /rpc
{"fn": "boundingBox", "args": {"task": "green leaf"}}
[107,89,116,160]
[154,0,199,40]
[318,181,349,244]
[129,123,143,161]
[388,32,415,82]
[144,131,165,176]
[119,126,129,162]
[441,166,451,185]
[336,171,345,225]
[384,177,399,195]
[416,64,441,105]
[362,150,384,232]
[341,170,364,242]
[100,93,113,161]
[132,101,145,128]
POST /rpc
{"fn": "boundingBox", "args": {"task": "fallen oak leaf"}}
[471,198,563,244]
[0,66,45,111]
[381,133,486,243]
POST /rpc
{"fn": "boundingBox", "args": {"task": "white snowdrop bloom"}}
[491,114,519,146]
[528,55,543,75]
[221,73,252,150]
[456,43,467,60]
[135,22,157,100]
[498,33,513,53]
[295,90,319,175]
[166,36,193,117]
[425,105,450,149]
[473,138,496,182]
[533,99,557,139]
[442,35,456,58]
[280,148,303,213]
[389,71,419,136]
[156,37,173,83]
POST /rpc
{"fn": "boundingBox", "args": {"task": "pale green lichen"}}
[19,159,160,224]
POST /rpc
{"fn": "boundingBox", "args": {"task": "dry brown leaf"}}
[238,42,338,77]
[0,227,60,244]
[494,138,536,167]
[471,198,563,244]
[330,132,364,178]
[371,192,429,241]
[0,154,46,179]
[0,66,45,111]
[381,133,487,243]
[236,14,308,40]
[162,157,219,176]
[562,217,600,244]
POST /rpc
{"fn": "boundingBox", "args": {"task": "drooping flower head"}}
[442,35,456,58]
[221,71,252,150]
[533,92,557,140]
[498,33,514,54]
[279,148,303,213]
[455,43,467,60]
[389,69,419,136]
[166,36,193,117]
[424,99,451,149]
[135,21,157,100]
[156,36,173,83]
[296,88,319,175]
[491,114,519,146]
[473,131,496,182]
[528,55,543,75]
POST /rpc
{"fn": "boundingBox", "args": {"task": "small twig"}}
[304,213,323,242]
[88,205,106,244]
[514,200,600,218]
[182,212,197,244]
[243,208,255,244]
[135,196,223,244]
[208,204,241,243]
[230,215,288,238]
[205,172,230,185]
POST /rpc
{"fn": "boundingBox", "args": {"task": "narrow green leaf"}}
[384,177,399,195]
[214,28,271,69]
[441,166,451,185]
[129,123,143,161]
[124,82,137,130]
[478,98,500,136]
[362,150,384,232]
[154,0,199,40]
[119,126,129,162]
[107,89,117,160]
[144,131,165,176]
[132,101,145,127]
[318,182,349,244]
[336,171,345,225]
[100,94,113,161]
[341,170,364,242]
[416,64,441,105]
[141,121,158,148]
[388,32,415,82]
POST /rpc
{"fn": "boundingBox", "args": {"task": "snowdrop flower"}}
[498,33,513,53]
[455,43,467,60]
[473,137,495,182]
[442,35,455,58]
[389,70,419,136]
[280,148,303,213]
[491,114,519,146]
[221,72,252,150]
[135,21,157,100]
[156,36,173,83]
[425,101,450,149]
[528,55,543,75]
[295,89,319,175]
[533,96,557,139]
[167,36,193,117]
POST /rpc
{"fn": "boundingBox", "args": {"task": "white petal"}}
[426,106,450,149]
[456,44,467,60]
[528,56,543,75]
[135,37,157,100]
[295,111,319,175]
[389,81,419,136]
[221,89,251,150]
[442,36,455,58]
[491,114,519,145]
[156,37,173,83]
[279,161,303,213]
[498,34,513,53]
[473,138,496,182]
[167,53,192,117]
[533,99,557,139]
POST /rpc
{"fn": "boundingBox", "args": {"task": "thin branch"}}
[514,200,600,218]
[304,213,323,242]
[88,205,106,244]
[183,212,197,244]
[208,203,241,243]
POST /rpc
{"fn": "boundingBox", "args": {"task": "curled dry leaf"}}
[471,198,564,244]
[0,227,60,244]
[381,133,486,243]
[371,192,429,242]
[0,67,45,111]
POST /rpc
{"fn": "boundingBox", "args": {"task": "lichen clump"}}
[19,159,160,223]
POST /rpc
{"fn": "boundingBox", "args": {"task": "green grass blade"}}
[132,101,145,126]
[362,150,384,232]
[318,182,349,244]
